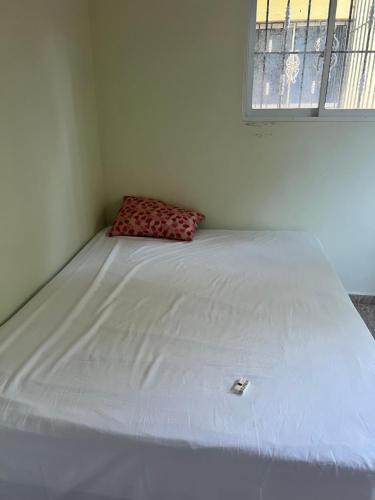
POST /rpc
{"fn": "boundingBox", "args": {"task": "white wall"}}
[91,0,375,295]
[0,0,104,323]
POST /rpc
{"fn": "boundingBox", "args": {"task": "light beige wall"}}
[0,0,104,323]
[91,0,375,294]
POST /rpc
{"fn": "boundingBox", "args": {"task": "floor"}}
[350,295,375,339]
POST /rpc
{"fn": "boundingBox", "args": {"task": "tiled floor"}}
[350,295,375,339]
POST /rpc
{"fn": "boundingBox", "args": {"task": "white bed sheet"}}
[0,229,374,500]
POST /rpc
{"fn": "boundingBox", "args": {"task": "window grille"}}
[244,0,375,120]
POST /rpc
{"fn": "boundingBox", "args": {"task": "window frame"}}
[243,0,375,122]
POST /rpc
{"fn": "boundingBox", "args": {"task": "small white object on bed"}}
[0,229,374,500]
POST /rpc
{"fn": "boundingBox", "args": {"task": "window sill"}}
[243,111,375,123]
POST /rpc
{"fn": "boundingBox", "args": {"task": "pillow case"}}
[108,196,205,241]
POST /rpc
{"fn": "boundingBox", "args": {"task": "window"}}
[244,0,375,121]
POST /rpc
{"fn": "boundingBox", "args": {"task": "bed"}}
[0,229,374,500]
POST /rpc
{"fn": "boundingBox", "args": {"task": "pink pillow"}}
[108,196,205,241]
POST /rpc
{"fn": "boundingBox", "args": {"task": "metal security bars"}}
[244,0,375,121]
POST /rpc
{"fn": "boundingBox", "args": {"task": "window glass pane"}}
[253,0,330,109]
[325,0,375,109]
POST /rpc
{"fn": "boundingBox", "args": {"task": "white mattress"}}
[0,229,374,500]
